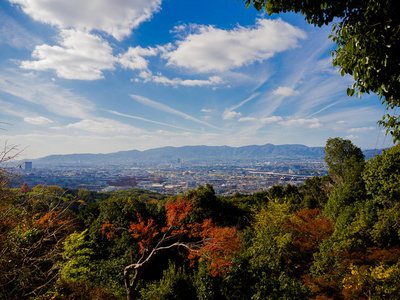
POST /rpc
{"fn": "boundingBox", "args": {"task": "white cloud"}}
[145,74,224,87]
[9,0,162,41]
[170,24,188,34]
[0,70,94,119]
[118,46,158,70]
[24,116,53,125]
[164,18,306,72]
[64,118,142,134]
[345,135,359,140]
[155,130,193,137]
[272,86,300,97]
[21,29,115,80]
[222,111,242,120]
[136,70,223,87]
[347,126,375,133]
[280,118,322,128]
[260,116,283,123]
[239,117,257,122]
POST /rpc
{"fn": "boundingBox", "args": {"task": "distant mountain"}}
[32,143,381,166]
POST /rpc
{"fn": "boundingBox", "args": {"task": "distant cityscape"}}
[15,158,327,196]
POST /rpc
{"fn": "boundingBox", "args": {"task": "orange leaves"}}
[286,208,334,252]
[35,211,71,231]
[188,218,241,276]
[165,197,192,229]
[164,199,241,275]
[201,224,241,276]
[20,182,31,193]
[100,197,241,278]
[101,220,117,240]
[128,215,158,254]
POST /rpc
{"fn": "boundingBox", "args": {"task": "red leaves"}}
[100,197,241,277]
[101,220,117,240]
[36,211,71,231]
[200,223,241,276]
[165,197,193,229]
[286,208,334,252]
[20,182,31,193]
[128,215,158,254]
[185,218,240,276]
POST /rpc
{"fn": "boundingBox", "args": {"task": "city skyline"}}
[0,0,393,159]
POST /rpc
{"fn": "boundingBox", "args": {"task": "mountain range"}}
[31,144,381,166]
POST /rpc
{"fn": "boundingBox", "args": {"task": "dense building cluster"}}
[17,158,327,195]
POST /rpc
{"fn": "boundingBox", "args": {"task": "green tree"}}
[241,0,400,141]
[298,176,330,209]
[323,138,366,219]
[363,144,400,208]
[323,137,364,183]
[61,229,93,282]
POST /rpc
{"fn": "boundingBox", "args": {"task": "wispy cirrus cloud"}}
[106,109,201,132]
[280,118,322,128]
[345,135,359,140]
[346,126,375,133]
[0,70,94,119]
[130,94,219,129]
[238,117,257,122]
[260,116,283,123]
[0,10,42,49]
[164,19,306,73]
[62,118,143,134]
[24,116,53,125]
[137,71,224,87]
[229,93,260,111]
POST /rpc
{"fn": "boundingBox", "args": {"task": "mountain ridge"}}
[31,143,380,165]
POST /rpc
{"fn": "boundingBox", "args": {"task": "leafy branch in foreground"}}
[101,197,241,300]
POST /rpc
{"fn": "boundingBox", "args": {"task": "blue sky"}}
[0,0,392,159]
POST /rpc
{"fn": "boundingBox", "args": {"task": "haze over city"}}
[0,0,392,159]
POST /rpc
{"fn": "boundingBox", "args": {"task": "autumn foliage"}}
[286,208,334,253]
[128,215,159,253]
[101,196,241,299]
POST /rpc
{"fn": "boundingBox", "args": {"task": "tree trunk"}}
[124,254,152,300]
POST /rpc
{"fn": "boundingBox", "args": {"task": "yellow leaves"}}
[370,264,393,281]
[342,263,400,299]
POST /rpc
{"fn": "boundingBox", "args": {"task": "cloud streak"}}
[0,70,94,119]
[24,116,53,125]
[130,94,219,129]
[106,109,201,132]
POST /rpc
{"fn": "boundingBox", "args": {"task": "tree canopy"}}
[3,139,400,299]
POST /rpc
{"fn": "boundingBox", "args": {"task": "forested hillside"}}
[1,138,400,299]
